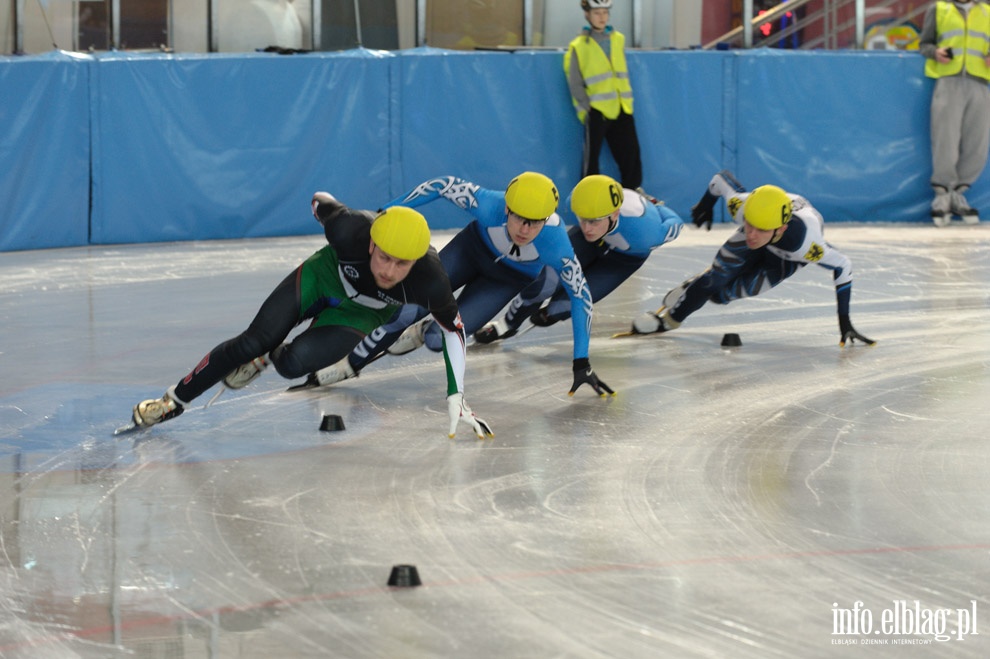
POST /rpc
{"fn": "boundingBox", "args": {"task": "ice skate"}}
[529,306,559,328]
[960,211,980,225]
[131,385,185,429]
[474,317,517,345]
[931,212,952,227]
[635,187,661,205]
[931,189,952,227]
[315,357,358,386]
[630,307,681,335]
[951,190,979,225]
[388,318,430,355]
[223,355,269,389]
[287,357,358,391]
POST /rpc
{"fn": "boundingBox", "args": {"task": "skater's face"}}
[506,211,546,246]
[369,242,416,289]
[743,221,780,249]
[578,209,618,242]
[586,8,609,31]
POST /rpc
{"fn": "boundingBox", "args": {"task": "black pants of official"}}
[583,108,643,191]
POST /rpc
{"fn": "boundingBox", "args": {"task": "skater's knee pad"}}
[270,344,308,379]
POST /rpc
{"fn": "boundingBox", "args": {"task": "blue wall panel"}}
[633,51,725,222]
[89,50,392,245]
[734,49,936,223]
[0,47,980,252]
[0,52,90,252]
[390,48,583,228]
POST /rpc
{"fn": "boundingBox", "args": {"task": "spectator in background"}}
[565,0,651,199]
[918,0,990,226]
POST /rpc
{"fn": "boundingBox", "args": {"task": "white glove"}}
[447,393,494,439]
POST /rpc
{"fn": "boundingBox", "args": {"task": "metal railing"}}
[9,0,932,56]
[703,0,929,51]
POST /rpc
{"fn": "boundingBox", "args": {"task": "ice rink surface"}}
[1,224,989,658]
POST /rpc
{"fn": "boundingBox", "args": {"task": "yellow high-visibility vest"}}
[925,1,990,80]
[565,30,634,122]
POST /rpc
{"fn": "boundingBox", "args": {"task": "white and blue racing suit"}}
[669,172,854,324]
[506,188,683,326]
[348,176,594,370]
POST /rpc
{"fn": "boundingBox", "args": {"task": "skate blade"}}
[205,385,227,408]
[613,306,668,338]
[513,320,535,338]
[286,380,319,392]
[113,422,146,436]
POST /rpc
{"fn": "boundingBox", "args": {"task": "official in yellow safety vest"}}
[565,0,647,196]
[919,0,990,226]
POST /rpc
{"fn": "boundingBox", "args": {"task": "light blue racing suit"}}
[348,176,594,371]
[506,188,683,326]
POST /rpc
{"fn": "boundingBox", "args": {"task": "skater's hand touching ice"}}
[838,314,876,347]
[447,393,494,439]
[569,358,615,397]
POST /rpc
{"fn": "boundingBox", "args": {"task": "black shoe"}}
[473,319,516,344]
[529,308,559,328]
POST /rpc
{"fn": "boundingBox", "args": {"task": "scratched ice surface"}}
[1,227,988,658]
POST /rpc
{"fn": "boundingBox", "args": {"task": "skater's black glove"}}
[569,358,615,397]
[838,314,876,347]
[311,191,345,226]
[691,191,718,230]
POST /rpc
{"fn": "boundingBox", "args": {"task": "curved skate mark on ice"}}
[804,428,847,507]
[0,404,28,419]
[541,476,600,520]
[243,488,316,509]
[451,472,538,517]
[881,405,937,421]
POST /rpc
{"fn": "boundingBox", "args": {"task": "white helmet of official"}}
[581,0,613,10]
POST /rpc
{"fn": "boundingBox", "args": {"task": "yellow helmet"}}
[504,172,559,221]
[570,174,623,219]
[370,206,431,260]
[743,185,792,230]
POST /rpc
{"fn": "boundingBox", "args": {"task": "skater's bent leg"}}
[174,271,301,403]
[351,305,430,369]
[272,325,365,379]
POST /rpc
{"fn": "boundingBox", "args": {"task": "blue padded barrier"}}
[0,52,91,252]
[0,48,977,252]
[732,49,937,223]
[88,49,393,245]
